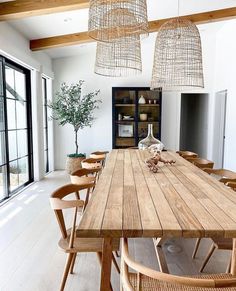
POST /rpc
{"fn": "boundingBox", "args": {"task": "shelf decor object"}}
[138,95,146,104]
[138,123,164,151]
[94,35,142,77]
[118,124,133,137]
[150,17,204,91]
[88,0,148,43]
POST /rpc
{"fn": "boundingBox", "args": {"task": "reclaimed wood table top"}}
[78,149,236,239]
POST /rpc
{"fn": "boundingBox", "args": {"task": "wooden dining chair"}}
[50,183,120,291]
[81,157,104,170]
[203,168,236,184]
[199,238,232,273]
[70,168,100,210]
[90,151,109,167]
[192,169,236,266]
[226,182,236,191]
[186,157,214,169]
[176,151,198,159]
[121,238,236,291]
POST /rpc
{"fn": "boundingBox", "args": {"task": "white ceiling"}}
[6,0,236,58]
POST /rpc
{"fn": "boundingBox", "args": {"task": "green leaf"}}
[48,81,101,153]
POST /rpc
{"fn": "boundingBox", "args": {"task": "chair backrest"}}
[70,168,100,185]
[227,182,236,191]
[90,151,109,159]
[121,238,236,291]
[177,151,198,159]
[81,158,104,170]
[203,168,236,184]
[186,158,214,169]
[50,183,92,239]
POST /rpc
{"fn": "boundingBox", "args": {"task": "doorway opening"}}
[212,90,227,168]
[179,93,209,158]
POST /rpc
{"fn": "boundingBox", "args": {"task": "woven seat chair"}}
[192,169,236,268]
[176,151,198,159]
[50,184,120,291]
[121,238,236,291]
[186,157,214,169]
[70,168,100,210]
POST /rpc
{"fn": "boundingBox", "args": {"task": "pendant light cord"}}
[177,0,180,18]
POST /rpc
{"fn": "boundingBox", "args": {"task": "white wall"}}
[53,34,155,169]
[0,22,54,180]
[213,20,236,171]
[52,25,218,169]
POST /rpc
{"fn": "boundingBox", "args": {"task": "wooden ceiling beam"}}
[0,0,89,21]
[30,7,236,51]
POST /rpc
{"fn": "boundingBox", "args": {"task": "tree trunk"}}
[75,129,79,154]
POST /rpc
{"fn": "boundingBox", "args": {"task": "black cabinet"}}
[112,87,162,148]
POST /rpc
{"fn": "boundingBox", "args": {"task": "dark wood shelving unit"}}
[112,87,162,149]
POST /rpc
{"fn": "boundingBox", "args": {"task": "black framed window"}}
[0,56,33,202]
[42,77,49,173]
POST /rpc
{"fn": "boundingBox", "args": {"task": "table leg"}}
[100,237,113,291]
[231,238,236,275]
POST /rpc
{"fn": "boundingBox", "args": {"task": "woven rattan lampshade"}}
[151,18,204,91]
[88,0,148,42]
[94,35,142,77]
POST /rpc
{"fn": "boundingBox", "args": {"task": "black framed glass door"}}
[0,56,33,202]
[42,77,49,174]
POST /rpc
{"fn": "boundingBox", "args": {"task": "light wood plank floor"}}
[0,171,231,291]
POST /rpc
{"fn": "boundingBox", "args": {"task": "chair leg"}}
[153,238,169,273]
[83,189,90,212]
[75,191,80,200]
[192,238,201,259]
[226,256,232,273]
[97,251,102,264]
[112,253,120,274]
[199,244,216,273]
[70,253,77,274]
[60,253,74,291]
[115,250,120,257]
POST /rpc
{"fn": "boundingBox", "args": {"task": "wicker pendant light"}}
[151,17,204,91]
[94,34,142,77]
[88,0,148,42]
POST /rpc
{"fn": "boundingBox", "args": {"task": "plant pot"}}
[65,156,85,174]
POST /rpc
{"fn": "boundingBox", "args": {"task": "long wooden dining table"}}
[77,149,236,291]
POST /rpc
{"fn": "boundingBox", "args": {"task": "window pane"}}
[0,62,3,96]
[44,128,48,150]
[17,129,28,158]
[15,71,26,101]
[9,160,19,191]
[0,165,7,200]
[18,157,29,186]
[8,131,17,161]
[7,99,16,129]
[0,131,6,165]
[0,97,5,131]
[16,101,27,129]
[5,66,15,99]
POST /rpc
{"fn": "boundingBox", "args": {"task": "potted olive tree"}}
[49,81,101,173]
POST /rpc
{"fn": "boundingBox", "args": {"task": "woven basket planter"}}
[65,156,85,174]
